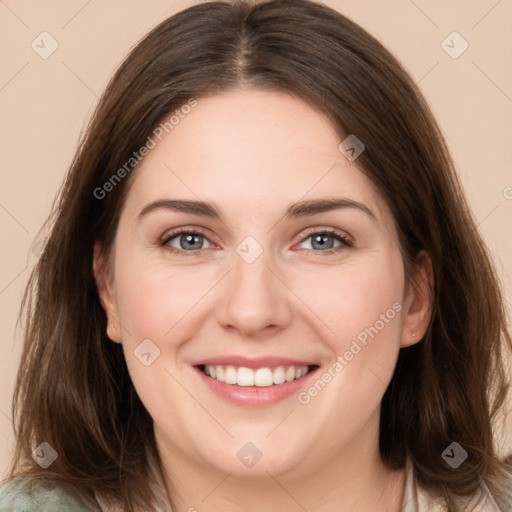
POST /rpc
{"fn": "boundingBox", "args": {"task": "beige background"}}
[1,0,511,477]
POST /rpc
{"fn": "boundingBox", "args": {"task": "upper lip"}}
[192,356,316,369]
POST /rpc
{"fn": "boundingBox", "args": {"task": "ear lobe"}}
[400,250,434,348]
[93,242,122,343]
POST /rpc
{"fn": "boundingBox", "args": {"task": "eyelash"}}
[160,227,353,256]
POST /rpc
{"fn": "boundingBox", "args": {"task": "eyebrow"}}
[137,197,377,223]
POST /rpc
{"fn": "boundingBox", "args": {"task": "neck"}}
[156,411,406,512]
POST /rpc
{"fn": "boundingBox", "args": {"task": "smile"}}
[193,357,320,406]
[199,364,312,387]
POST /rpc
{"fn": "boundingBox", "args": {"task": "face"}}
[95,88,431,481]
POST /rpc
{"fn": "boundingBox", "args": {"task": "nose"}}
[216,247,293,338]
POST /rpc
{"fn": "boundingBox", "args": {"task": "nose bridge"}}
[233,245,273,296]
[217,236,292,335]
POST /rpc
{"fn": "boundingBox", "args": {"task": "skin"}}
[94,88,433,512]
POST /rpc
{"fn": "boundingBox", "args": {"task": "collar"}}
[401,456,502,512]
[96,454,502,511]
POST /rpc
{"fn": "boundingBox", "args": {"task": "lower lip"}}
[195,367,319,406]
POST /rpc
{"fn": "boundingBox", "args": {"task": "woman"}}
[1,0,511,510]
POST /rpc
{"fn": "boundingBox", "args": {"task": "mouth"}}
[197,364,316,386]
[192,359,320,406]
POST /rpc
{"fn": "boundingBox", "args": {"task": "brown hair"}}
[6,0,512,510]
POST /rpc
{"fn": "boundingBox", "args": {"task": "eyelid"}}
[160,225,353,255]
[160,226,216,248]
[295,226,353,246]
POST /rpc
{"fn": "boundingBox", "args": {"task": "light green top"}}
[0,477,98,512]
[0,459,507,512]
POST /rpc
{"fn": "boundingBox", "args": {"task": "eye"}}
[161,228,215,254]
[296,228,352,255]
[160,227,352,256]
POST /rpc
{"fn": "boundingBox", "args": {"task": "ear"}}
[93,242,122,343]
[400,250,434,348]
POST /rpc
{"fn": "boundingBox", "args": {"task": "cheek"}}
[297,256,405,351]
[111,254,212,425]
[296,251,406,414]
[114,255,219,342]
[113,242,405,355]
[294,259,405,430]
[341,270,402,344]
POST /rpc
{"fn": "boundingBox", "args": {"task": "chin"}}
[198,436,310,479]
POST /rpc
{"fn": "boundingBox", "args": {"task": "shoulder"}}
[0,476,99,511]
[415,476,506,512]
[403,456,508,512]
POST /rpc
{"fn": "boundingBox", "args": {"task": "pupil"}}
[182,234,202,250]
[178,234,334,251]
[313,234,333,250]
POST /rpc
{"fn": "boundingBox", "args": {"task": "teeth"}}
[237,367,254,386]
[285,367,296,382]
[202,364,310,386]
[273,366,286,384]
[224,366,237,384]
[255,368,273,387]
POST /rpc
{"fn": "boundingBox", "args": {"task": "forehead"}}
[123,88,391,225]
